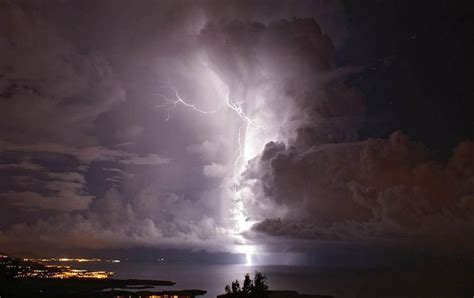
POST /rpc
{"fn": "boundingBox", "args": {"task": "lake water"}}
[74,261,473,298]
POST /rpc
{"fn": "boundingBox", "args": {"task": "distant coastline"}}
[0,252,206,298]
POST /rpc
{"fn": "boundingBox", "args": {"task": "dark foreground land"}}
[0,279,336,298]
[0,278,206,298]
[218,291,333,298]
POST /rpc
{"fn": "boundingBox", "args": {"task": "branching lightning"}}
[155,81,258,264]
[155,82,221,121]
[156,82,257,189]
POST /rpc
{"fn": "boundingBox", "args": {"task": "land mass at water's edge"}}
[0,253,205,298]
[0,278,206,298]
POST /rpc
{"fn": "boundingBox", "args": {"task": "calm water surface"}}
[75,262,473,298]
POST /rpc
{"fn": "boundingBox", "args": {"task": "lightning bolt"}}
[155,82,257,232]
[155,80,258,265]
[155,82,221,121]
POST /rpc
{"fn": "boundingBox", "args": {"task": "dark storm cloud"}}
[0,141,169,166]
[0,2,126,145]
[0,158,43,171]
[245,132,474,255]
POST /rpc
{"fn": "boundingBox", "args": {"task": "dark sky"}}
[0,0,473,263]
[342,0,474,154]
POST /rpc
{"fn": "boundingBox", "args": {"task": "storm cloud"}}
[244,133,474,255]
[0,0,472,261]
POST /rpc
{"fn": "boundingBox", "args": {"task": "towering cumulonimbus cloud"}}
[199,18,366,213]
[199,18,365,166]
[200,17,474,256]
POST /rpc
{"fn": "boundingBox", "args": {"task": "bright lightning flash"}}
[155,81,259,264]
[155,82,221,121]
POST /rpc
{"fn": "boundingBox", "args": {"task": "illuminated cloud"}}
[203,162,228,178]
[0,187,233,253]
[186,140,222,162]
[245,132,474,254]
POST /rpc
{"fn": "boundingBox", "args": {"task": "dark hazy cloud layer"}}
[0,0,472,260]
[246,133,474,256]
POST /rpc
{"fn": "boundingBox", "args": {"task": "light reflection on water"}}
[73,262,473,298]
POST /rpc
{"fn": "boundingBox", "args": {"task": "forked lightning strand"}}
[155,82,257,234]
[155,82,220,121]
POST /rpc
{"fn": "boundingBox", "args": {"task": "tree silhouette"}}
[231,279,241,293]
[253,271,269,296]
[224,271,269,297]
[242,273,253,293]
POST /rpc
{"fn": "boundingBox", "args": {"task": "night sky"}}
[0,0,473,265]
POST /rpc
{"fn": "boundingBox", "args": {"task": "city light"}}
[1,254,114,279]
